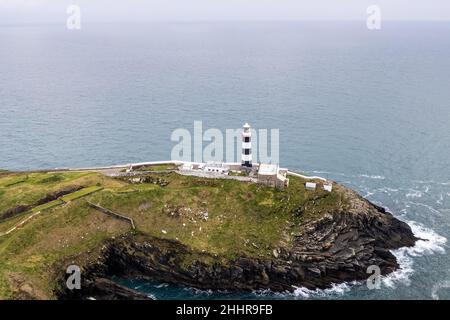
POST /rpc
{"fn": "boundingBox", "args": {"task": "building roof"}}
[305,182,317,189]
[243,123,251,129]
[204,161,228,169]
[258,164,279,176]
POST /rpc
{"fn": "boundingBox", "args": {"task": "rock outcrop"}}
[55,184,417,299]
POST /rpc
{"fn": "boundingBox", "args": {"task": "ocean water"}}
[1,21,449,299]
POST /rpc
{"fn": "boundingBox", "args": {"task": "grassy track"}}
[60,186,103,203]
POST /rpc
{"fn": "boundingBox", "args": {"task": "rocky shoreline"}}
[55,186,417,300]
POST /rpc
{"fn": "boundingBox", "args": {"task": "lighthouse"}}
[241,123,252,168]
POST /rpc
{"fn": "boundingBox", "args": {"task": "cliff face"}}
[55,186,417,299]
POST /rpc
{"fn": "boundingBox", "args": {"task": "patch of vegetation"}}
[36,174,65,184]
[3,177,28,187]
[228,171,248,177]
[0,172,110,217]
[120,175,169,187]
[31,200,64,213]
[60,186,103,203]
[0,169,344,299]
[134,164,178,172]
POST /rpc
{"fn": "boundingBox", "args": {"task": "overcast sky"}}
[0,0,449,24]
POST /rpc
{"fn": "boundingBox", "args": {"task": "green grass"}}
[0,169,345,299]
[228,171,248,177]
[0,215,27,234]
[0,172,120,219]
[87,173,341,259]
[31,200,64,213]
[134,163,178,172]
[0,172,129,299]
[60,186,103,203]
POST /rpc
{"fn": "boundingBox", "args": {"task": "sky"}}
[0,0,449,24]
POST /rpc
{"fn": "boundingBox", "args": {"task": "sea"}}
[0,21,449,300]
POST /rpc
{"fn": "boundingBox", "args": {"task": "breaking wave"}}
[382,221,446,289]
[431,281,450,300]
[281,221,447,298]
[291,282,356,299]
[310,170,385,180]
[406,189,423,198]
[359,174,386,180]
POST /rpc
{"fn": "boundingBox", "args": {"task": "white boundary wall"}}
[287,171,327,182]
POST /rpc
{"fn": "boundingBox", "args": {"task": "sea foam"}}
[382,221,446,289]
[285,220,447,298]
[291,282,355,299]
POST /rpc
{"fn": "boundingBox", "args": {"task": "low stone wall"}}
[88,202,136,230]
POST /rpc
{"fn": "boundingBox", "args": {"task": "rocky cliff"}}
[55,185,417,299]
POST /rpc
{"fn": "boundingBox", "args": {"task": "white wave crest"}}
[406,189,423,198]
[431,281,450,300]
[147,293,157,300]
[291,281,356,299]
[287,221,446,296]
[406,201,442,215]
[408,221,447,256]
[382,221,447,289]
[359,174,385,180]
[310,171,386,181]
[436,193,444,205]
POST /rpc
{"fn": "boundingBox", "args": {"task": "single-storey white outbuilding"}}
[203,162,230,174]
[305,182,317,190]
[257,164,289,190]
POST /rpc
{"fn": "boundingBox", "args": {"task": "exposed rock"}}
[125,175,169,187]
[1,205,31,220]
[57,277,152,300]
[54,183,417,299]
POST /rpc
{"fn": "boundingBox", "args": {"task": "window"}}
[244,149,251,155]
[244,137,250,143]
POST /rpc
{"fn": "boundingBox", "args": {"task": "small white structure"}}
[203,162,230,174]
[257,164,289,190]
[241,123,252,168]
[181,163,193,171]
[323,183,333,192]
[305,182,317,191]
[258,163,278,176]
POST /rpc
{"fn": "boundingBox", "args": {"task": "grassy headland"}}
[0,169,345,299]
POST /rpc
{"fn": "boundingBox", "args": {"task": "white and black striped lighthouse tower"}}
[241,122,252,168]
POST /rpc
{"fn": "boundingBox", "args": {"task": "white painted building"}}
[323,183,333,192]
[181,163,193,171]
[305,182,317,190]
[257,163,289,190]
[203,161,230,174]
